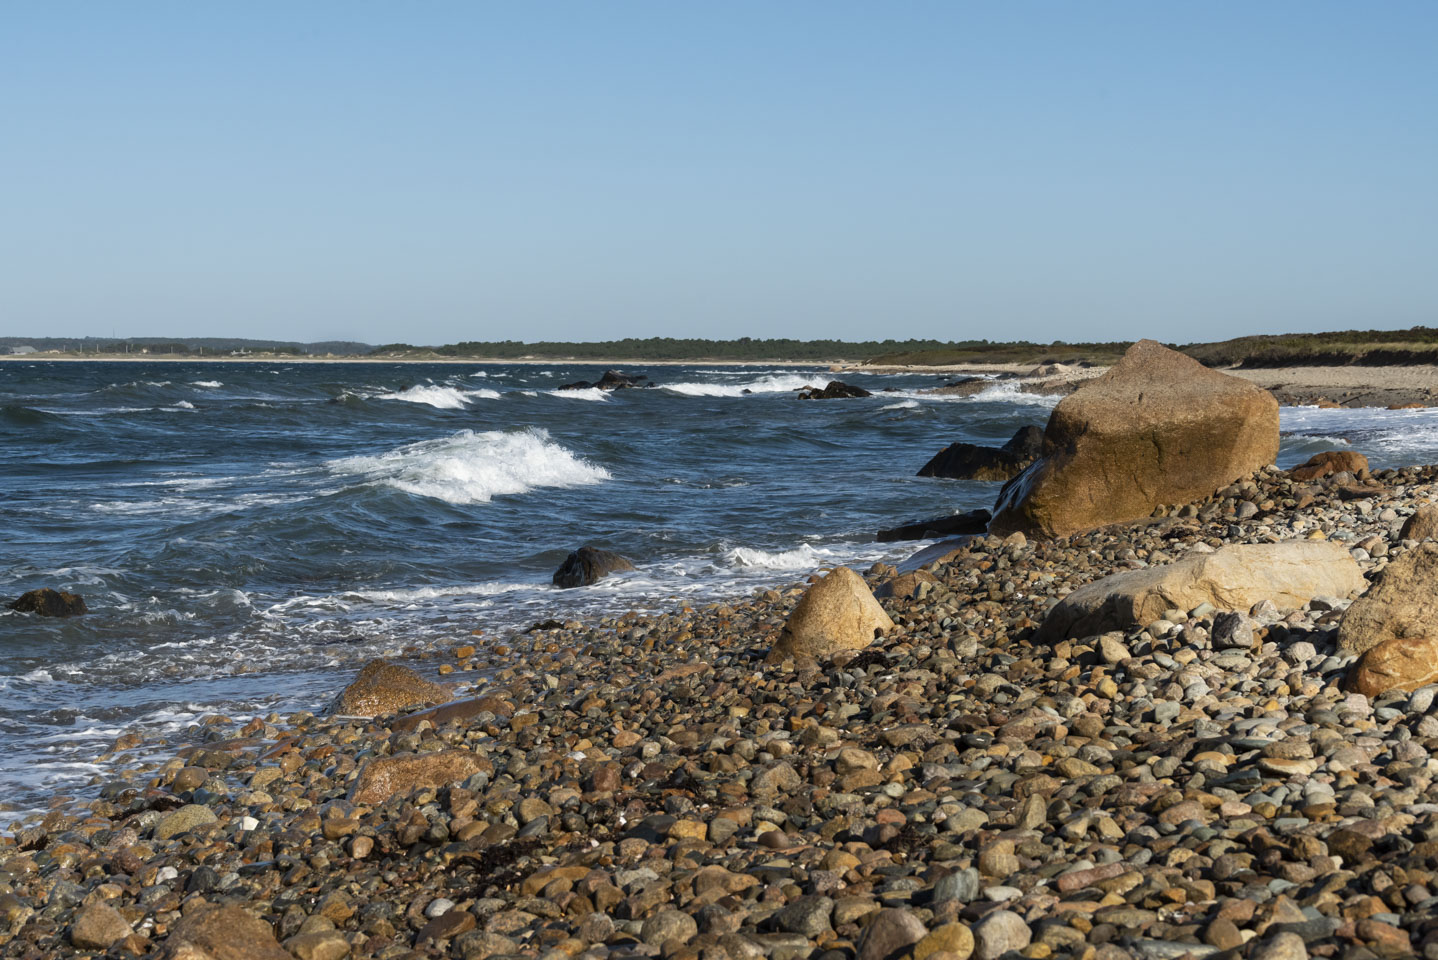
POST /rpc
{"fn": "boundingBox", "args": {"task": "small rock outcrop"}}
[558,370,648,391]
[877,509,990,542]
[332,659,451,718]
[1350,636,1438,698]
[8,588,87,617]
[797,380,872,399]
[1039,541,1365,641]
[1338,541,1438,656]
[350,749,492,805]
[1290,450,1369,481]
[768,567,894,661]
[917,426,1044,482]
[552,545,636,588]
[989,340,1280,539]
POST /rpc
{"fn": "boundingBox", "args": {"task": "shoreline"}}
[6,459,1438,957]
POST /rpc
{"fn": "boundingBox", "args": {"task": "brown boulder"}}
[768,567,894,662]
[1040,541,1364,641]
[332,659,450,718]
[8,588,87,617]
[874,571,937,600]
[1339,541,1438,656]
[70,902,132,950]
[1350,636,1438,697]
[1400,504,1438,541]
[1290,450,1369,481]
[552,545,635,588]
[161,904,291,960]
[350,749,491,805]
[989,340,1279,539]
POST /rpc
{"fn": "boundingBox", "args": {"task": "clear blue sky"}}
[3,2,1435,345]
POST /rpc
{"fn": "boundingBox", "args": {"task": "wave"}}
[722,543,838,570]
[881,399,920,410]
[545,387,609,402]
[169,401,196,410]
[191,381,223,388]
[378,385,502,409]
[970,381,1064,407]
[328,428,611,504]
[660,373,826,397]
[0,404,65,426]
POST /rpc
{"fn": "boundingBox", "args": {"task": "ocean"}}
[3,360,1437,823]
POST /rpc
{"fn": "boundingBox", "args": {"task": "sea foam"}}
[378,385,501,409]
[329,428,610,504]
[661,373,826,397]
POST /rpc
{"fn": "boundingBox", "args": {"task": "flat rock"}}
[350,750,491,805]
[1040,541,1364,641]
[332,659,451,718]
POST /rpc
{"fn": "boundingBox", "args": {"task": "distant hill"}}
[0,337,373,356]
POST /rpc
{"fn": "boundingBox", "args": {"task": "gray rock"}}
[1251,931,1308,960]
[772,895,833,937]
[857,908,927,960]
[640,909,698,946]
[973,909,1031,960]
[932,867,981,904]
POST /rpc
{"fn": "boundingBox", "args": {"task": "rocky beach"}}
[7,346,1438,960]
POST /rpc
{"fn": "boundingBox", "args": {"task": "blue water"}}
[2,360,1436,821]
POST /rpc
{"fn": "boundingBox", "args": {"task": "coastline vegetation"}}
[5,326,1438,366]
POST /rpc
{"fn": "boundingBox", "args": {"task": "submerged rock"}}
[1040,540,1364,640]
[990,339,1279,538]
[768,566,893,661]
[552,545,636,588]
[8,588,87,617]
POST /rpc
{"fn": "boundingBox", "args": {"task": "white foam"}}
[341,582,527,603]
[722,543,838,570]
[328,428,611,504]
[169,401,196,410]
[378,385,502,408]
[661,373,825,397]
[970,381,1063,407]
[881,400,920,410]
[191,380,222,388]
[545,387,610,402]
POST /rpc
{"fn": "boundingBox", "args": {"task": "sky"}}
[2,3,1435,346]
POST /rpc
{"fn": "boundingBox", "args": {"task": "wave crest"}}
[329,428,610,504]
[661,373,825,398]
[379,385,502,408]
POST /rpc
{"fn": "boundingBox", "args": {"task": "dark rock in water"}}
[553,545,636,588]
[526,618,566,633]
[922,374,1015,397]
[877,509,991,542]
[9,588,87,617]
[797,380,872,400]
[917,425,1044,482]
[558,369,649,391]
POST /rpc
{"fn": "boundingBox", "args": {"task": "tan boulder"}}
[332,659,451,718]
[350,749,492,805]
[1039,541,1365,641]
[874,570,937,600]
[1338,541,1438,655]
[989,340,1279,539]
[768,567,894,661]
[1350,636,1438,698]
[162,904,291,960]
[1290,450,1369,481]
[70,902,133,950]
[1400,504,1438,541]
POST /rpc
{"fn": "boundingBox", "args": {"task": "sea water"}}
[3,360,1436,821]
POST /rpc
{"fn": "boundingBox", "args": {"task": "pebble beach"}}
[6,448,1438,960]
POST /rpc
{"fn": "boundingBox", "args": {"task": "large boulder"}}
[917,426,1044,482]
[1349,636,1438,698]
[1039,541,1365,641]
[877,509,990,542]
[1338,541,1438,656]
[8,588,87,617]
[1400,504,1438,541]
[989,340,1279,539]
[768,567,894,661]
[332,659,451,718]
[552,545,635,588]
[161,904,291,960]
[350,749,492,805]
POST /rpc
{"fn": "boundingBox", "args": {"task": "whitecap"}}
[191,380,223,388]
[881,400,920,410]
[328,428,610,504]
[661,373,825,397]
[969,381,1064,407]
[544,387,610,402]
[169,401,196,410]
[378,384,501,408]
